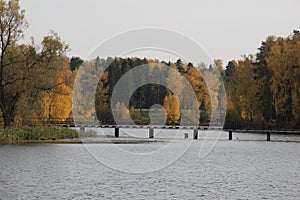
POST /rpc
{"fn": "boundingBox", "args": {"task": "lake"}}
[0,130,299,199]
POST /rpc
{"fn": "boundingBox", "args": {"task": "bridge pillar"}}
[229,130,232,140]
[267,132,271,141]
[193,129,198,140]
[115,127,119,138]
[184,133,188,139]
[149,128,154,138]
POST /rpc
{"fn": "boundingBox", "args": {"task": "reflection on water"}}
[0,132,299,199]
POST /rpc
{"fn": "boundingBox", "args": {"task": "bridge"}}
[24,118,300,141]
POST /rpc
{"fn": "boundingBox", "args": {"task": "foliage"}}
[93,58,212,125]
[0,127,78,144]
[70,56,83,71]
[163,95,181,125]
[0,0,27,127]
[0,0,71,127]
[224,30,300,129]
[0,0,299,130]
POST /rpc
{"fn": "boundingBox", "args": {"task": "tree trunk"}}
[0,64,6,127]
[0,62,4,106]
[2,111,11,128]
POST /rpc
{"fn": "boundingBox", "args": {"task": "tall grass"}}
[0,127,79,144]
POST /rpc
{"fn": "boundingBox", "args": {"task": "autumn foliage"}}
[0,0,299,129]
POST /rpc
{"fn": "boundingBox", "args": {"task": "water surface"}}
[0,132,299,199]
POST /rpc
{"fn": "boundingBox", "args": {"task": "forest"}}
[0,0,299,130]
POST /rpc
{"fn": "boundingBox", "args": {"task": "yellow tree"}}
[290,32,300,122]
[235,56,258,122]
[266,31,300,123]
[184,65,208,109]
[14,56,73,123]
[0,0,27,126]
[113,101,130,124]
[163,95,180,125]
[266,38,294,122]
[3,39,70,125]
[47,64,73,121]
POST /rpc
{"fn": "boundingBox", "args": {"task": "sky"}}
[20,0,300,65]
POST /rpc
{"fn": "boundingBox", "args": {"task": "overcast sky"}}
[20,0,300,65]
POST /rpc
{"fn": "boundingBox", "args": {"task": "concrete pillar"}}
[193,129,198,140]
[115,127,119,138]
[229,130,232,140]
[149,128,154,138]
[267,132,271,141]
[184,133,188,139]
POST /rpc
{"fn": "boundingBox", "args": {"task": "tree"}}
[184,64,208,111]
[0,1,70,126]
[166,63,184,95]
[176,59,185,74]
[163,94,180,124]
[235,56,258,123]
[254,36,275,122]
[0,0,27,127]
[266,32,300,123]
[95,72,110,124]
[40,58,73,121]
[0,29,69,126]
[113,101,129,124]
[70,56,83,71]
[224,60,242,128]
[290,31,300,123]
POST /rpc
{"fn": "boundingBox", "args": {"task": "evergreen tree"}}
[70,56,83,71]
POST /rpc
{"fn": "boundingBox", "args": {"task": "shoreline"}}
[0,137,168,145]
[1,127,300,145]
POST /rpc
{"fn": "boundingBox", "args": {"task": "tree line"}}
[224,30,300,129]
[79,57,214,125]
[0,0,299,129]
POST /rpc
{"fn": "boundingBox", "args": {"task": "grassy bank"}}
[0,127,80,144]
